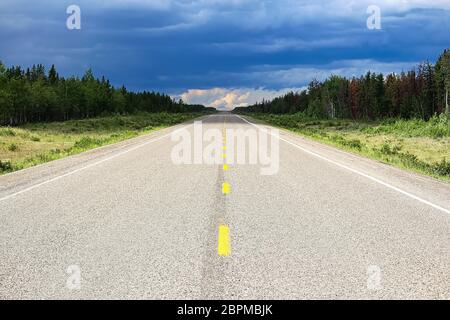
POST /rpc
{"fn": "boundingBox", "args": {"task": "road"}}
[1,113,449,299]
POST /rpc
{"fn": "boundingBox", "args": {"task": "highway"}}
[0,113,449,299]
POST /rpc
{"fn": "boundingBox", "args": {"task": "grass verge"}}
[238,112,450,183]
[0,112,202,175]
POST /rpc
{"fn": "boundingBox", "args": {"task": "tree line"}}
[235,49,450,120]
[0,62,212,126]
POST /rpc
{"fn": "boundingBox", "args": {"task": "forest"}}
[235,49,450,120]
[0,62,212,126]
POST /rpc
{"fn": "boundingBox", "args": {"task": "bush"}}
[344,139,362,150]
[380,143,391,155]
[73,137,104,149]
[432,159,450,177]
[398,152,421,169]
[0,160,12,172]
[8,143,18,152]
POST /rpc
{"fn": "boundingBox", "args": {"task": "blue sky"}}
[0,0,449,109]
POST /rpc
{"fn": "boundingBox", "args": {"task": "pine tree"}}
[48,64,59,85]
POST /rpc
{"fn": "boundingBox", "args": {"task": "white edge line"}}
[0,122,194,203]
[235,114,450,215]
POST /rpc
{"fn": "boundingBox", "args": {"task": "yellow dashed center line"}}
[222,182,231,194]
[218,117,231,257]
[218,224,231,256]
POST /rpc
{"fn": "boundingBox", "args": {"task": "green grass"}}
[239,112,450,182]
[362,115,450,138]
[0,112,202,175]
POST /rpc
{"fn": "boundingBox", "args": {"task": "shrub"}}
[398,152,420,168]
[73,137,104,149]
[380,143,392,155]
[345,139,362,150]
[379,142,402,155]
[8,143,18,152]
[0,160,12,172]
[432,159,450,177]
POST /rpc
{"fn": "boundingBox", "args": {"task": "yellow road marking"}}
[218,224,231,256]
[218,118,231,257]
[222,182,231,194]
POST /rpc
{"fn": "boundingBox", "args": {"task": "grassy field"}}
[241,112,450,182]
[0,112,202,175]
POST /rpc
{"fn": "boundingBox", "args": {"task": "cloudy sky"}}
[0,0,449,110]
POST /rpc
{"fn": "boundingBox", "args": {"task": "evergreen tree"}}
[435,49,450,113]
[48,64,59,85]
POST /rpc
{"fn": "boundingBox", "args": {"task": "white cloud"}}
[175,87,304,110]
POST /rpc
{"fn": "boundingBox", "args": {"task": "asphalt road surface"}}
[1,113,449,299]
